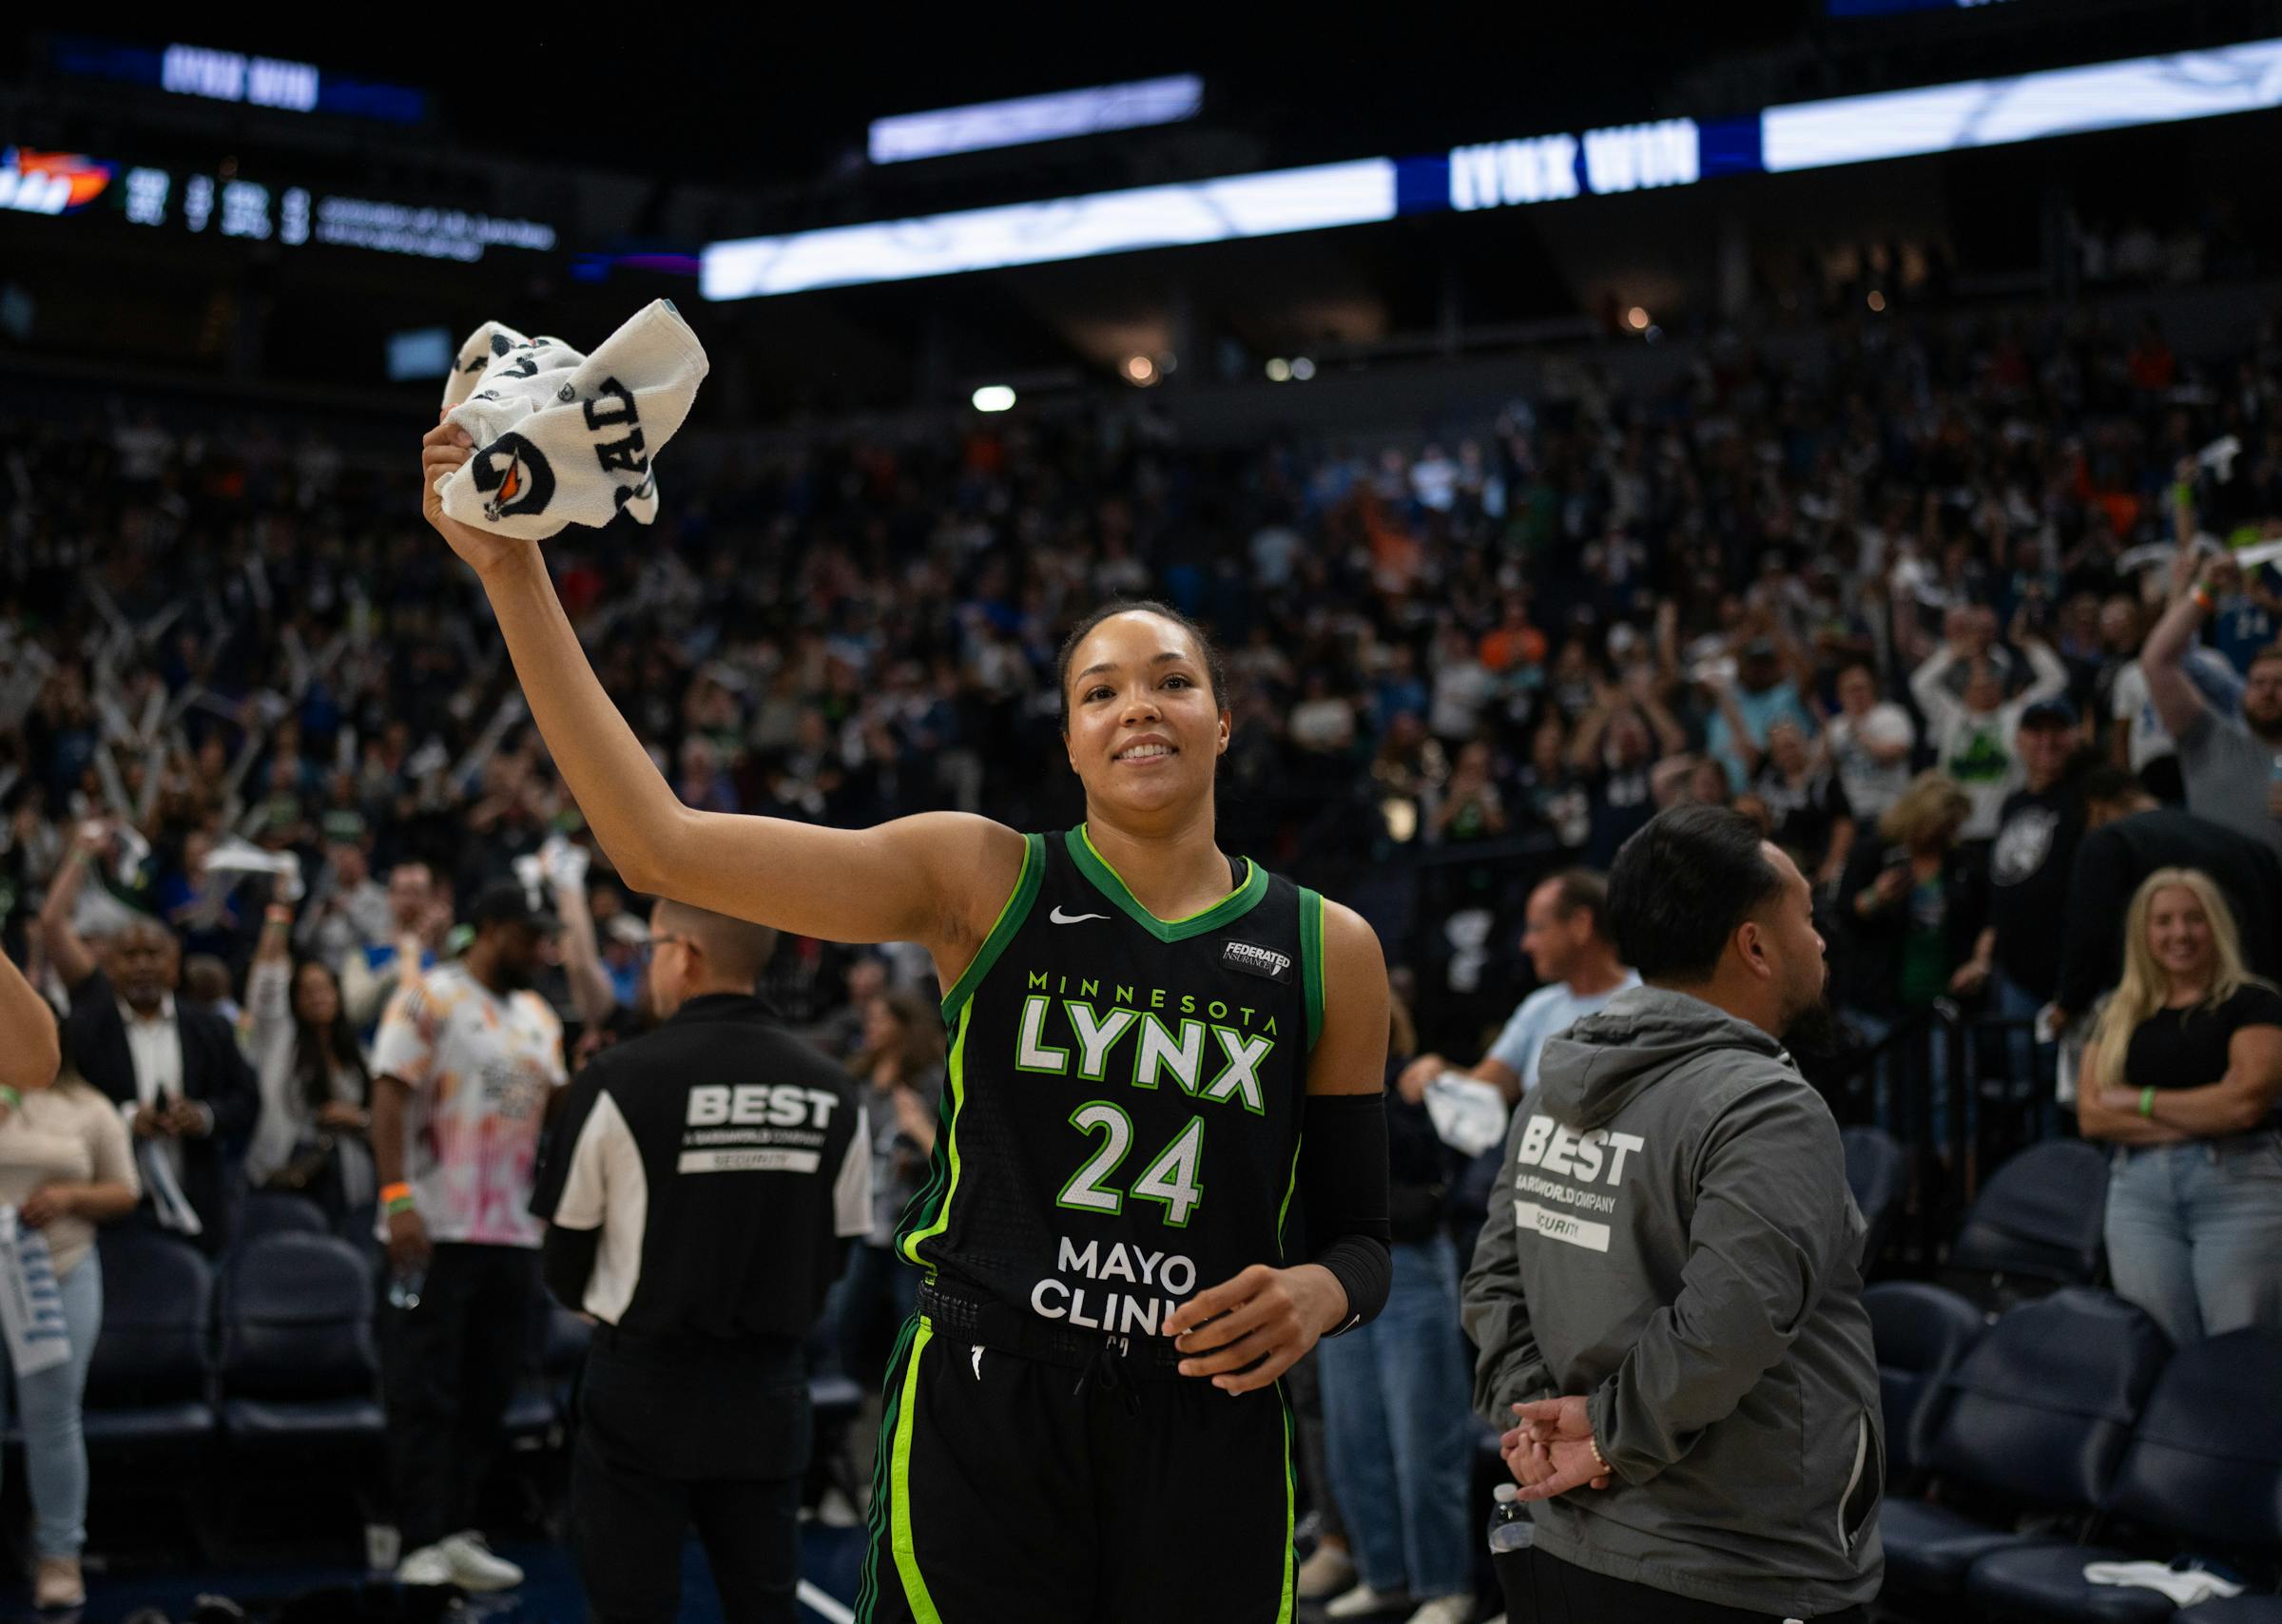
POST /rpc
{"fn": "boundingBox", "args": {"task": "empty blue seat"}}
[1944,1140,2109,1312]
[1864,1281,1984,1486]
[1967,1325,2282,1621]
[217,1232,384,1453]
[1884,1287,2169,1599]
[1843,1125,1909,1273]
[231,1190,330,1247]
[84,1229,217,1455]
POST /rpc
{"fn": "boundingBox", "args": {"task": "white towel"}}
[2083,1561,2245,1607]
[123,1100,204,1240]
[1425,1073,1512,1158]
[435,299,708,541]
[0,1209,72,1378]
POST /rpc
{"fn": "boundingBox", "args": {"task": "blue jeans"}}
[1316,1232,1474,1600]
[2105,1131,2282,1346]
[0,1251,103,1559]
[1986,971,2063,1142]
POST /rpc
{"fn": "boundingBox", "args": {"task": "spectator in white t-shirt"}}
[1396,869,1640,1106]
[1910,629,2069,841]
[1824,661,1916,824]
[371,880,568,1595]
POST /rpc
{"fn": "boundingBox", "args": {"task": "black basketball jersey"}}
[897,826,1325,1341]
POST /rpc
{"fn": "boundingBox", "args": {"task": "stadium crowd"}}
[3,287,2282,1614]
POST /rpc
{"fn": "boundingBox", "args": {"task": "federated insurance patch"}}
[1221,939,1293,984]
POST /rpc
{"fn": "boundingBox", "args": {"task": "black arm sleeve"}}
[541,1224,600,1313]
[1299,1092,1392,1334]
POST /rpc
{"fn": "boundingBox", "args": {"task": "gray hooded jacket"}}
[1460,985,1883,1617]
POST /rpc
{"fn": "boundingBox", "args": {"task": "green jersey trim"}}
[1067,824,1269,941]
[898,1001,971,1267]
[1299,887,1325,1052]
[888,1321,943,1621]
[1276,1389,1298,1623]
[938,832,1044,1025]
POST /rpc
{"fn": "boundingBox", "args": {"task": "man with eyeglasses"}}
[531,898,871,1624]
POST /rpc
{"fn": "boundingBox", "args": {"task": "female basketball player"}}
[419,423,1391,1624]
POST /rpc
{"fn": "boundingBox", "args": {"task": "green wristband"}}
[2138,1086,2156,1119]
[0,1086,20,1112]
[383,1193,416,1217]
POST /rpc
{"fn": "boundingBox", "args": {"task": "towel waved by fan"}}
[434,299,708,541]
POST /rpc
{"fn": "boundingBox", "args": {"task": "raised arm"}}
[2140,586,2214,744]
[1639,694,1688,759]
[34,822,104,993]
[1908,644,1962,733]
[1710,679,1764,777]
[246,899,297,1054]
[2016,636,2068,706]
[420,426,1021,963]
[541,848,618,1032]
[1568,695,1615,772]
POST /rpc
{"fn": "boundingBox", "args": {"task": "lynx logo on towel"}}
[471,433,556,523]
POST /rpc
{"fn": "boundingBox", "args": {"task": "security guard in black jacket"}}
[531,899,870,1624]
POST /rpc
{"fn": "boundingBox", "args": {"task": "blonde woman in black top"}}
[2079,867,2282,1344]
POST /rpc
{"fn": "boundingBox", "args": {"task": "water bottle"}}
[1489,1482,1535,1556]
[388,1267,425,1311]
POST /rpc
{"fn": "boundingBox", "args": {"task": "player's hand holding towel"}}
[426,299,708,543]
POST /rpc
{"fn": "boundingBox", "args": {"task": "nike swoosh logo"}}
[1050,906,1109,924]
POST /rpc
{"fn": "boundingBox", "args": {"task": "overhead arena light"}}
[702,159,1398,300]
[971,385,1017,413]
[706,37,2282,299]
[869,74,1205,164]
[1761,36,2282,171]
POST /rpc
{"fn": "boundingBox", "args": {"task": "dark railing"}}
[1814,1003,2067,1265]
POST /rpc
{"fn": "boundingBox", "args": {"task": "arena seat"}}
[1862,1281,1984,1487]
[1964,1325,2282,1622]
[84,1228,218,1456]
[1943,1140,2110,1311]
[1841,1125,1909,1274]
[1882,1287,2169,1600]
[231,1191,331,1247]
[217,1233,385,1454]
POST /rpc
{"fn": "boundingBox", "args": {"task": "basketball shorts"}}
[858,1289,1296,1624]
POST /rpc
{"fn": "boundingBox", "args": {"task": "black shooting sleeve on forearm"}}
[1299,1092,1392,1334]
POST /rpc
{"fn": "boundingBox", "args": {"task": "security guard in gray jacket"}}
[532,899,870,1624]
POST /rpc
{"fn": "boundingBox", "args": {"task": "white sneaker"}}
[439,1530,524,1592]
[1403,1595,1477,1624]
[1296,1540,1358,1600]
[1327,1582,1413,1618]
[395,1543,455,1587]
[817,1485,862,1528]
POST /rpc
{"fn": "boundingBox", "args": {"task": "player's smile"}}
[1112,733,1179,766]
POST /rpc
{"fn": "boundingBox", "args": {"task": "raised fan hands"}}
[1503,1394,1615,1503]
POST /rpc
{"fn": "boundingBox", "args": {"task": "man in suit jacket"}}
[38,825,258,1248]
